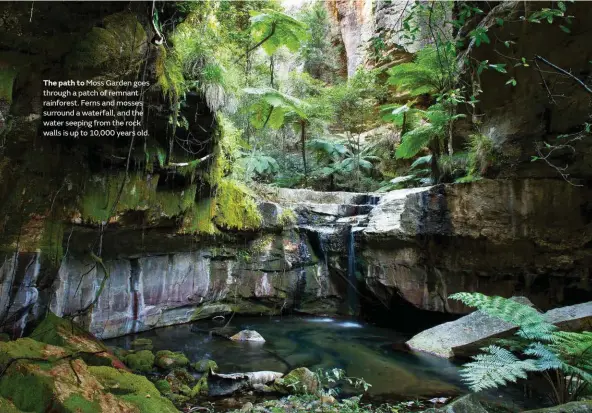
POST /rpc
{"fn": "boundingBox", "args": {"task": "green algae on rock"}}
[273,367,319,395]
[155,350,190,370]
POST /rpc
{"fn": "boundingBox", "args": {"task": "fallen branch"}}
[534,55,592,95]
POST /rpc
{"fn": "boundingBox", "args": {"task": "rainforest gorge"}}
[0,1,591,412]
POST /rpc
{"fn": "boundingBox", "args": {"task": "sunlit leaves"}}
[249,9,309,55]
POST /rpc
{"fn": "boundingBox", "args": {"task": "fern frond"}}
[449,293,557,341]
[460,345,539,392]
[395,125,434,159]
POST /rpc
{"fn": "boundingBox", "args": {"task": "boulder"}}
[422,394,488,413]
[230,330,266,343]
[154,350,190,369]
[123,349,154,373]
[273,367,319,395]
[130,338,153,351]
[406,300,592,359]
[0,338,177,413]
[192,359,218,373]
[524,401,592,412]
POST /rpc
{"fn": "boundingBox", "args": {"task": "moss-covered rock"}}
[190,375,209,397]
[155,379,171,394]
[191,359,218,374]
[29,312,125,369]
[154,350,190,370]
[123,350,155,373]
[273,367,319,395]
[89,366,179,413]
[0,355,137,413]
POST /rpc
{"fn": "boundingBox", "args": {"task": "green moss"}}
[123,350,155,373]
[0,338,68,367]
[79,172,196,224]
[213,179,262,230]
[278,209,297,227]
[30,312,105,353]
[190,375,209,397]
[154,350,189,370]
[63,393,101,413]
[191,359,218,373]
[155,379,171,394]
[40,219,64,269]
[0,333,11,342]
[89,366,178,413]
[180,198,218,235]
[0,397,23,413]
[0,359,57,412]
[130,338,153,351]
[0,68,16,103]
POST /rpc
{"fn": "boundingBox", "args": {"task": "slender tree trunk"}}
[301,120,307,185]
[430,141,440,184]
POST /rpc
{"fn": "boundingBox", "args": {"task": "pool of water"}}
[106,316,465,399]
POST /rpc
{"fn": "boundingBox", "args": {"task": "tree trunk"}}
[430,141,440,184]
[301,121,307,185]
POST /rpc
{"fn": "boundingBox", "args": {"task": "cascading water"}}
[347,226,358,315]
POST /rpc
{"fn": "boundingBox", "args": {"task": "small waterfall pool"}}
[106,315,465,399]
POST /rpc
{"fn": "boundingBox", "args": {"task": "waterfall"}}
[347,227,358,315]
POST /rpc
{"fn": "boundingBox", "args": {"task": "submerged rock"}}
[230,330,266,343]
[407,300,592,358]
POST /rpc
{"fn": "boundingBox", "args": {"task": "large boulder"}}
[407,301,592,358]
[0,338,178,413]
[524,401,592,413]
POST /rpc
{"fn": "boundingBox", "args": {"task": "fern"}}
[449,292,557,341]
[460,345,539,392]
[451,292,592,404]
[387,44,456,96]
[250,9,309,55]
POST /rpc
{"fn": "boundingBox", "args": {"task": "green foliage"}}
[250,9,309,55]
[395,104,456,160]
[298,1,341,81]
[462,133,499,180]
[450,293,592,404]
[245,86,308,129]
[387,44,457,96]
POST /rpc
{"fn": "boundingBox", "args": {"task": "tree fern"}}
[250,9,309,55]
[387,44,456,96]
[460,345,539,392]
[451,292,592,404]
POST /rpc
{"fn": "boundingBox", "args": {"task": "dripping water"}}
[347,226,358,315]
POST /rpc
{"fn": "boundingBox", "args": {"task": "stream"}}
[107,315,465,399]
